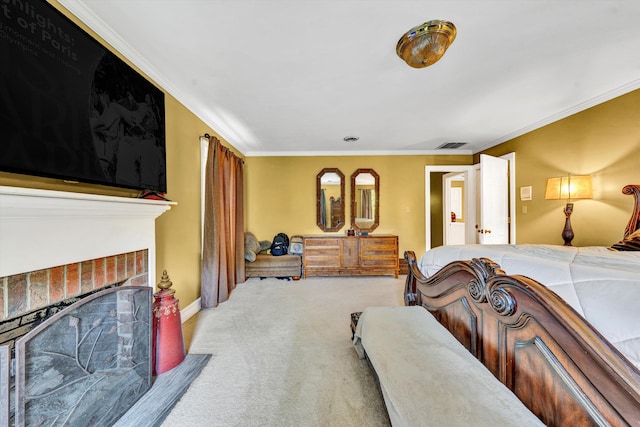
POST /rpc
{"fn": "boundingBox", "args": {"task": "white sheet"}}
[418,244,640,369]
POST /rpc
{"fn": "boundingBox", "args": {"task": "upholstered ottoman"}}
[245,254,302,280]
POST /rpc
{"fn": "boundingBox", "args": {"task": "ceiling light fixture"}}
[343,136,359,143]
[396,20,457,68]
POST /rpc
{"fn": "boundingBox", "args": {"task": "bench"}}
[353,306,543,426]
[244,253,302,280]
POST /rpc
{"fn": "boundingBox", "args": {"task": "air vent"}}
[436,142,467,149]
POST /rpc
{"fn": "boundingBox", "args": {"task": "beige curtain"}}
[201,136,245,308]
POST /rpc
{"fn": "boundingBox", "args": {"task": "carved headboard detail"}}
[404,251,640,426]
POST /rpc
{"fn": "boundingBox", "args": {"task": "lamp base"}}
[561,203,574,246]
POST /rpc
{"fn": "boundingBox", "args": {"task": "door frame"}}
[502,152,517,244]
[424,152,516,253]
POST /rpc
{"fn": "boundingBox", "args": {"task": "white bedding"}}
[418,244,640,369]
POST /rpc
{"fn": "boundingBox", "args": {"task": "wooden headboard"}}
[404,252,640,426]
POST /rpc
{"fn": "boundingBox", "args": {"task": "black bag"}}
[270,232,289,256]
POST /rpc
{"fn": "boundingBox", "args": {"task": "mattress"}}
[418,244,640,369]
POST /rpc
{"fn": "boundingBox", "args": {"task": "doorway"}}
[424,152,516,253]
[425,165,475,251]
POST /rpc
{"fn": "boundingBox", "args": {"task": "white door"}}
[443,172,465,245]
[478,154,509,244]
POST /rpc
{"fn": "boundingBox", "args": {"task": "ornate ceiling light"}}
[396,20,457,68]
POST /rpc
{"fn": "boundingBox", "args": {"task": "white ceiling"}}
[59,0,640,156]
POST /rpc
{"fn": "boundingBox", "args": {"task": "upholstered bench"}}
[353,307,543,426]
[245,254,302,280]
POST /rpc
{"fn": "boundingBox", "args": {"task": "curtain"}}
[320,189,326,226]
[201,136,244,308]
[360,189,372,219]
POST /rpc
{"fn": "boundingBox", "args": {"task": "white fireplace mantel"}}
[0,186,174,285]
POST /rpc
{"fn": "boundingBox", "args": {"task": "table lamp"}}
[545,174,593,246]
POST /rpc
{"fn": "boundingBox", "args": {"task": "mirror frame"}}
[316,168,345,232]
[350,168,380,232]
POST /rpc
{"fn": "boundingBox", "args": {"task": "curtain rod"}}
[200,133,244,163]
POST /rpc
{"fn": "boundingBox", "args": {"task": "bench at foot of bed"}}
[353,306,543,426]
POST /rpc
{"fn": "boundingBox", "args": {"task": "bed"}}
[357,185,640,426]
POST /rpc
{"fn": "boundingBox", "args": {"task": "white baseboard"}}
[181,297,202,323]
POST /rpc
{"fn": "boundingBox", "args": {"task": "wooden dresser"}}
[302,235,399,278]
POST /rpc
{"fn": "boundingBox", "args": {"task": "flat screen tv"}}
[0,0,167,193]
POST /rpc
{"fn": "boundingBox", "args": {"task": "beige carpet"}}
[162,276,405,426]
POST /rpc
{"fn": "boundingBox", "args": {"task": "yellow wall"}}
[245,155,471,256]
[479,89,640,247]
[430,172,445,248]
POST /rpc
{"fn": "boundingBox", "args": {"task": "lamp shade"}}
[396,20,456,68]
[545,175,593,201]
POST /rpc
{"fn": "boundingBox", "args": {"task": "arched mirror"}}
[316,168,345,232]
[351,169,379,232]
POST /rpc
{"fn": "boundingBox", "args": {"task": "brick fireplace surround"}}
[0,186,174,327]
[0,250,148,321]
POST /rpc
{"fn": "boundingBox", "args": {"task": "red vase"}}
[151,275,186,375]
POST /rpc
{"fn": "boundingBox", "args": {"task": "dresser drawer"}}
[303,237,341,268]
[360,256,397,268]
[304,237,341,249]
[361,237,398,256]
[361,246,397,257]
[361,237,396,247]
[360,236,398,269]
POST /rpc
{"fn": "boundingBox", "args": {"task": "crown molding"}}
[244,149,473,157]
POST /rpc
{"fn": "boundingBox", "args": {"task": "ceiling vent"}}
[436,142,467,149]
